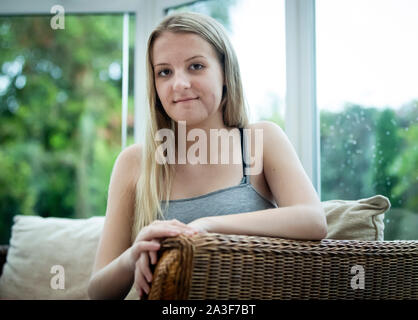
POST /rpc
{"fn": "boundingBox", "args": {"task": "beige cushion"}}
[324,194,389,241]
[0,215,138,300]
[0,194,389,299]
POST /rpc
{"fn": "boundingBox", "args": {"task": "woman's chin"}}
[173,116,207,127]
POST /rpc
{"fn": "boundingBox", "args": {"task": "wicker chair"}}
[1,234,417,300]
[146,233,418,300]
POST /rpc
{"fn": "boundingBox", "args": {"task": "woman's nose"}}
[172,71,191,90]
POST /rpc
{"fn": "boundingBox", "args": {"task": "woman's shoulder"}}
[246,120,283,131]
[122,143,143,162]
[244,121,289,167]
[245,121,286,145]
[112,143,143,187]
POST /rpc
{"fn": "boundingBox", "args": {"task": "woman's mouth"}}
[174,97,199,103]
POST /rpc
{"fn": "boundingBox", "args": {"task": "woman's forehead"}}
[152,32,216,63]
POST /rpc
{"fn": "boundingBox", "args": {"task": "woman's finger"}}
[151,219,198,233]
[168,219,189,228]
[148,239,160,265]
[134,264,147,299]
[130,241,160,266]
[168,219,201,232]
[149,239,160,265]
[140,251,153,285]
[149,250,158,266]
[135,254,152,299]
[139,253,151,295]
[135,225,182,242]
[134,261,144,299]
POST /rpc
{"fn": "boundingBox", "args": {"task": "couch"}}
[0,194,417,299]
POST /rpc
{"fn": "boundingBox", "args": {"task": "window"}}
[316,0,418,240]
[166,0,287,129]
[0,14,135,244]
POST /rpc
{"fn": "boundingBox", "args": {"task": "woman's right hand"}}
[125,219,199,299]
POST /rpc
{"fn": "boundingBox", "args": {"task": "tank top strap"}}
[239,127,250,184]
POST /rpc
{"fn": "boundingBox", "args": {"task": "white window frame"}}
[285,0,320,196]
[0,0,320,196]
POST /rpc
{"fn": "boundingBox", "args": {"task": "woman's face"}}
[152,32,225,127]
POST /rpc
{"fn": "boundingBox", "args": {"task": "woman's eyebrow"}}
[154,55,206,67]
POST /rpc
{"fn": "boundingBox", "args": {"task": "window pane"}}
[0,14,135,244]
[316,0,418,240]
[166,0,286,130]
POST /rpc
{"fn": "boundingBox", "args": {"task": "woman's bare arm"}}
[189,122,327,240]
[87,144,199,300]
[88,144,142,300]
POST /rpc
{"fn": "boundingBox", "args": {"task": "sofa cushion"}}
[324,194,388,241]
[0,215,138,300]
[0,194,389,299]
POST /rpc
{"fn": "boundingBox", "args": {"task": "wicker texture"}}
[148,233,418,300]
[1,236,417,299]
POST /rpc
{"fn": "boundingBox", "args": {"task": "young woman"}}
[88,12,327,300]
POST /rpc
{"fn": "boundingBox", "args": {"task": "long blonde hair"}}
[131,12,249,243]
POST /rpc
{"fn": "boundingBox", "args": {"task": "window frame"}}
[285,0,320,196]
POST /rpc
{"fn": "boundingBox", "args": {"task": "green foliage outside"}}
[0,14,135,244]
[318,102,418,240]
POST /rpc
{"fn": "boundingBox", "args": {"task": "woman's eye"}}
[157,69,170,77]
[156,64,203,77]
[190,63,204,70]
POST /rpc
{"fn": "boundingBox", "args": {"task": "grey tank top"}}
[160,128,277,224]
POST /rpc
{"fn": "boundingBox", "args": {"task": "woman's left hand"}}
[135,218,210,299]
[187,217,213,234]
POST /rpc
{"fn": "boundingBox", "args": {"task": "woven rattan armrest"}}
[148,233,418,300]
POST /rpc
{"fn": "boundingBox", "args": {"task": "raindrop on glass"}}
[108,62,121,80]
[15,75,26,89]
